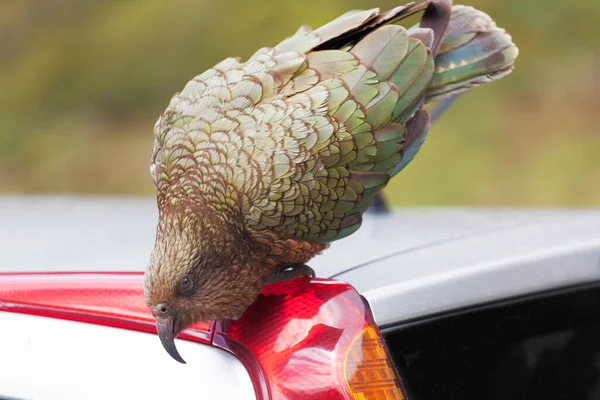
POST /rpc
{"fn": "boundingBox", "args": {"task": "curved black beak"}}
[155,316,186,364]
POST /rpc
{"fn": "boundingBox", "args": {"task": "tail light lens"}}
[216,278,405,399]
[0,272,405,399]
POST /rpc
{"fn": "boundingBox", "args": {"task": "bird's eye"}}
[180,275,193,292]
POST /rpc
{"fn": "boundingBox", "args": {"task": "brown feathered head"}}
[144,204,267,363]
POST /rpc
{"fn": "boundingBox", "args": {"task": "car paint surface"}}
[0,311,256,400]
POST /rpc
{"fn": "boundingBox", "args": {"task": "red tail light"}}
[218,278,406,400]
[0,272,405,400]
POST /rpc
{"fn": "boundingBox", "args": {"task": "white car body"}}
[0,312,255,400]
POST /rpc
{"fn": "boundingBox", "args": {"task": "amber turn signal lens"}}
[344,326,405,400]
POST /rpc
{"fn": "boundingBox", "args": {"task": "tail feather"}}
[423,5,519,102]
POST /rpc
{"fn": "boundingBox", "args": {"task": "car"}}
[1,196,599,399]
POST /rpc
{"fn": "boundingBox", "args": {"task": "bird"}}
[144,0,518,363]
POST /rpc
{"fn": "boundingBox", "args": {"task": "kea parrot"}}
[144,0,518,363]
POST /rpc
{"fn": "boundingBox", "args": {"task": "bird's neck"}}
[156,198,256,257]
[158,172,244,217]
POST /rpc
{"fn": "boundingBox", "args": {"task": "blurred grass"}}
[0,0,599,205]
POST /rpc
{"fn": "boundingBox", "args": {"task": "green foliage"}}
[1,0,599,205]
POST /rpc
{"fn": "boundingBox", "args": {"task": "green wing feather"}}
[304,4,515,242]
[152,2,518,245]
[258,3,516,243]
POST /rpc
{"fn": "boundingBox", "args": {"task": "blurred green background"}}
[1,0,598,205]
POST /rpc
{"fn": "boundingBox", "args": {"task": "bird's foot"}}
[221,311,244,332]
[265,263,315,285]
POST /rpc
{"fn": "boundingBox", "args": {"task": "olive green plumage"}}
[152,3,517,245]
[145,0,518,363]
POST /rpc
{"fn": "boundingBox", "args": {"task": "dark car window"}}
[383,283,600,400]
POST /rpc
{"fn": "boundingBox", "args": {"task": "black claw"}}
[222,318,231,332]
[265,263,315,284]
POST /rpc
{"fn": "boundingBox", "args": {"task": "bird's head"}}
[144,205,267,363]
